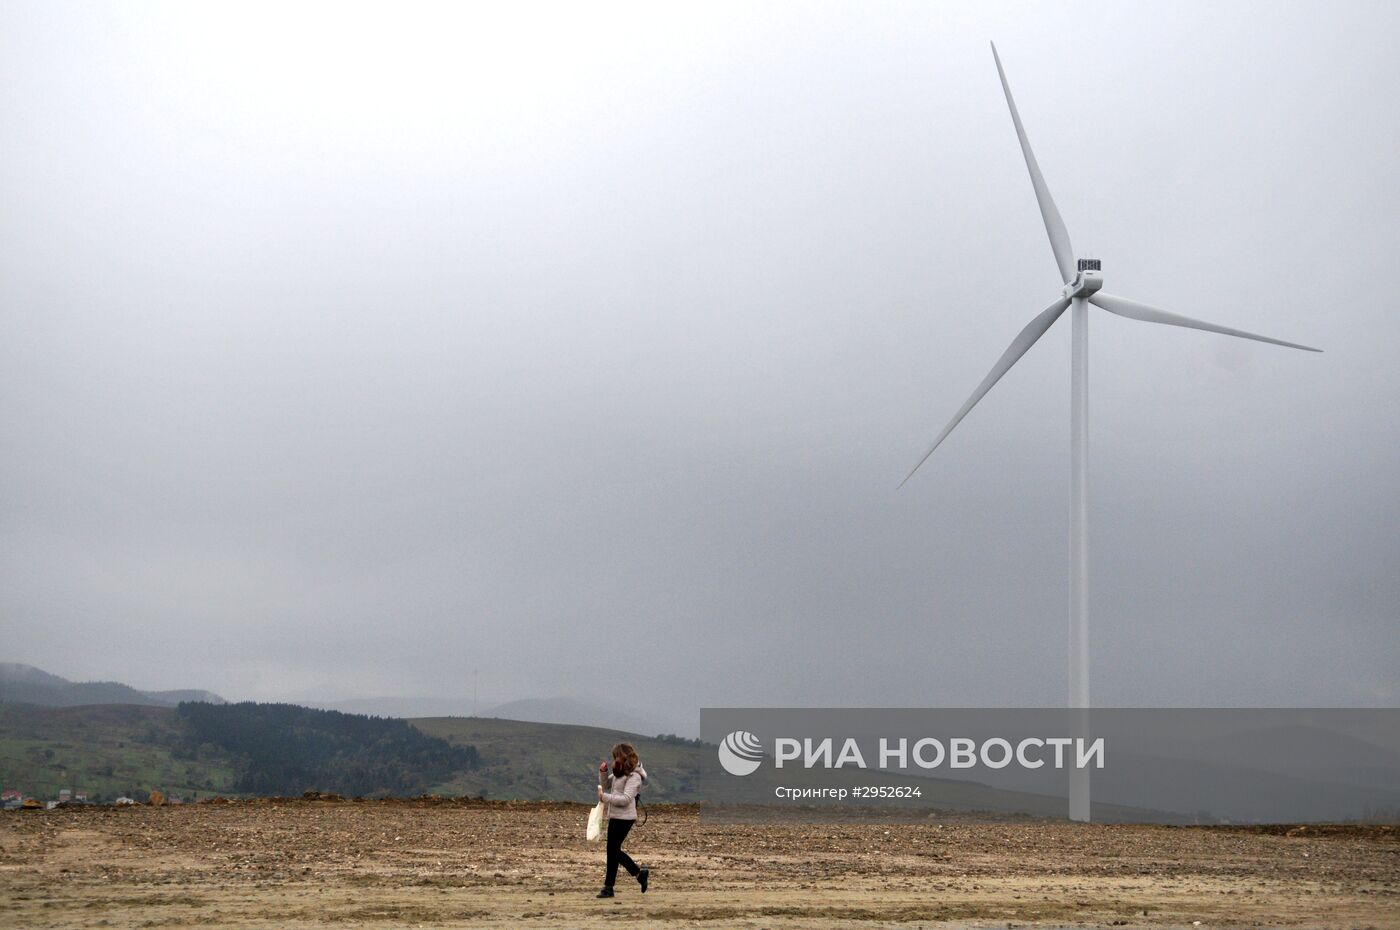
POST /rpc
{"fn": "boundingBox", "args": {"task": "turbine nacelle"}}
[1063,261,1103,300]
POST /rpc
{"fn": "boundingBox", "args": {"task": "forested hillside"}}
[0,700,706,804]
[179,702,479,797]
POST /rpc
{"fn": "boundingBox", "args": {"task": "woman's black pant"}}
[604,817,639,887]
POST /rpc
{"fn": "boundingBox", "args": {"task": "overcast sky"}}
[2,0,1396,735]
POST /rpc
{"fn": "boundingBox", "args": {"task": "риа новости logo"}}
[718,730,764,776]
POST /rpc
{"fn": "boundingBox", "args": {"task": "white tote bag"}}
[586,794,606,843]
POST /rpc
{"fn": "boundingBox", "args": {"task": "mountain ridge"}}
[0,662,226,708]
[309,695,670,737]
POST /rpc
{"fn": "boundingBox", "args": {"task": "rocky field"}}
[1,799,1396,929]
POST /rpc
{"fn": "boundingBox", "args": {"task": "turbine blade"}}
[991,42,1075,285]
[1089,292,1322,352]
[900,296,1072,488]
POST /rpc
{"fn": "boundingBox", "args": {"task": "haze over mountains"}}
[0,662,226,709]
[1,662,677,736]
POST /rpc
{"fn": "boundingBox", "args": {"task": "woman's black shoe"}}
[596,887,615,898]
[637,868,649,893]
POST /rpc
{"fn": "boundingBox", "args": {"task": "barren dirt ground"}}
[1,800,1397,929]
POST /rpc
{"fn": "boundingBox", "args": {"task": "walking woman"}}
[596,742,649,898]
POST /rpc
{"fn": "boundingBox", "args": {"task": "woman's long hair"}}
[610,742,639,778]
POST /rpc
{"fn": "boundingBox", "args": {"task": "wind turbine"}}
[900,44,1320,822]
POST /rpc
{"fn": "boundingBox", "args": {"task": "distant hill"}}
[0,701,1173,820]
[409,716,706,802]
[0,662,226,708]
[404,717,1179,820]
[0,702,688,804]
[307,696,480,719]
[481,697,666,738]
[0,701,480,802]
[311,695,671,738]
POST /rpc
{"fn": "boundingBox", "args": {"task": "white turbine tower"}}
[901,44,1321,822]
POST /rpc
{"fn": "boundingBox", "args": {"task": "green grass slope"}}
[0,703,238,801]
[410,716,705,803]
